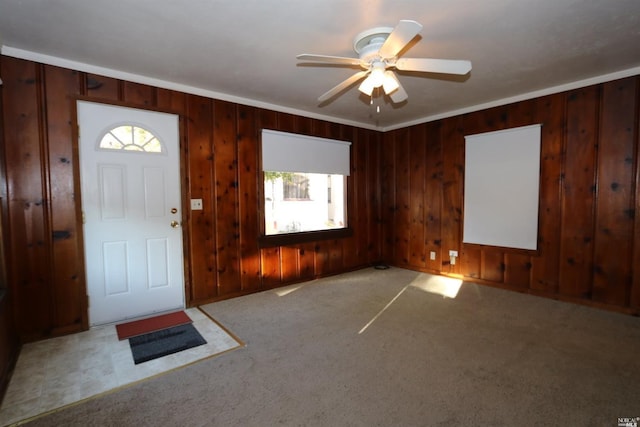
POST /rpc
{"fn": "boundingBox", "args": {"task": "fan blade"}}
[297,54,362,66]
[318,70,370,102]
[389,81,408,103]
[395,58,472,75]
[378,20,423,59]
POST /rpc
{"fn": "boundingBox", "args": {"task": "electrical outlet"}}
[449,250,458,258]
[429,251,436,261]
[190,198,203,210]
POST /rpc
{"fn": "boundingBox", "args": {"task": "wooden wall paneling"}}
[424,122,443,271]
[2,58,52,339]
[156,88,187,112]
[632,78,640,310]
[503,253,530,288]
[341,124,359,269]
[481,250,505,283]
[408,125,426,268]
[261,247,281,288]
[394,127,410,265]
[440,116,463,274]
[122,81,155,106]
[379,131,395,262]
[277,112,297,133]
[530,94,564,293]
[280,246,300,282]
[298,244,315,280]
[592,78,637,306]
[352,127,368,267]
[296,115,313,134]
[236,105,262,292]
[313,241,329,277]
[84,73,120,100]
[185,94,217,302]
[212,100,241,295]
[0,57,21,402]
[328,238,344,274]
[43,65,85,332]
[366,129,382,264]
[462,246,481,279]
[558,86,599,298]
[505,98,536,129]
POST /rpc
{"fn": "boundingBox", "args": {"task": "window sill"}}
[258,228,352,248]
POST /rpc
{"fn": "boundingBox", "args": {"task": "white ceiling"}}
[1,0,640,131]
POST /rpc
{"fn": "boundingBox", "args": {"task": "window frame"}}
[258,129,353,248]
[96,122,166,155]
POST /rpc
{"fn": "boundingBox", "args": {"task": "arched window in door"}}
[98,124,164,153]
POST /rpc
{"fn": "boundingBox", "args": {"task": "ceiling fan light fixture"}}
[358,76,376,96]
[369,62,386,88]
[382,71,400,94]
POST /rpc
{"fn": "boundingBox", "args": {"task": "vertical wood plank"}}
[186,94,217,301]
[394,127,410,265]
[353,128,369,267]
[631,77,640,310]
[156,88,187,112]
[341,124,359,269]
[441,116,463,274]
[592,78,636,306]
[280,247,299,282]
[504,253,530,288]
[212,100,241,295]
[530,94,564,293]
[2,58,52,338]
[409,125,426,268]
[558,86,599,298]
[85,73,120,101]
[380,130,396,263]
[237,105,261,292]
[43,64,84,331]
[424,122,443,271]
[366,129,382,264]
[481,250,505,283]
[122,81,155,106]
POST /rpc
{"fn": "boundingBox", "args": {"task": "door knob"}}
[170,220,180,228]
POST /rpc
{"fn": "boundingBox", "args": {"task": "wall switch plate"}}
[449,250,458,258]
[190,198,203,210]
[430,251,436,260]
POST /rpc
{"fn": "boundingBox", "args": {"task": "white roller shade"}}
[261,129,351,175]
[463,124,541,250]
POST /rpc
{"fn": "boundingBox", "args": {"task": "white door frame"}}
[75,99,189,326]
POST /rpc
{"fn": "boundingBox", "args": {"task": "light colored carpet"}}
[19,267,640,426]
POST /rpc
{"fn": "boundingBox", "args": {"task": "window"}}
[98,125,163,153]
[261,130,350,240]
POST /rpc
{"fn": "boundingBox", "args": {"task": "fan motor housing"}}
[353,27,393,62]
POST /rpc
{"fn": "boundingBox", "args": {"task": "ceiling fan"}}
[297,20,472,104]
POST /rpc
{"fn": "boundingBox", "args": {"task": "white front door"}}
[77,101,184,326]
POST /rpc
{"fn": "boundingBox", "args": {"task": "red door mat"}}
[116,311,192,340]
